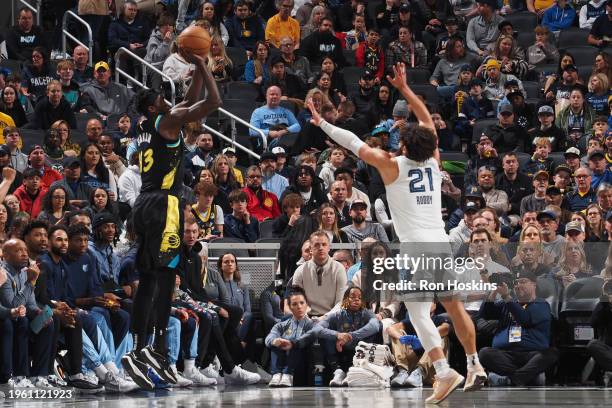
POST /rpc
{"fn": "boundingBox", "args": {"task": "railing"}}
[203,124,261,160]
[114,47,176,106]
[12,0,40,25]
[62,10,93,67]
[217,107,268,153]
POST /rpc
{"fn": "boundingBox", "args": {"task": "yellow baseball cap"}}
[94,61,110,71]
[485,59,500,70]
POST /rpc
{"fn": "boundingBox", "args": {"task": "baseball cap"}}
[271,146,286,156]
[371,125,390,137]
[222,147,236,156]
[469,78,483,88]
[94,61,110,72]
[507,90,523,100]
[463,201,479,213]
[536,209,557,221]
[499,103,513,114]
[564,147,581,158]
[62,156,81,168]
[563,64,577,73]
[464,185,483,199]
[350,199,367,210]
[0,145,9,156]
[546,186,561,196]
[259,152,276,162]
[460,64,472,73]
[533,170,549,180]
[399,3,411,12]
[565,221,584,234]
[485,59,500,71]
[538,105,554,115]
[27,144,44,155]
[362,70,376,80]
[515,270,537,282]
[92,212,117,230]
[588,149,605,161]
[554,164,572,175]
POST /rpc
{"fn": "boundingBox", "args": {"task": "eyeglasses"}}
[574,175,589,179]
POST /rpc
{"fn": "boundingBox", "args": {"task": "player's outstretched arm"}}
[386,63,435,133]
[307,100,398,184]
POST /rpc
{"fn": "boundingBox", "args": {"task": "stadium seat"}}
[226,46,248,77]
[576,65,593,83]
[522,81,541,99]
[226,81,260,102]
[341,66,365,87]
[548,152,566,168]
[105,113,123,129]
[536,276,562,319]
[558,28,591,49]
[258,219,277,238]
[75,112,101,132]
[19,129,45,147]
[517,32,535,52]
[255,238,282,257]
[222,98,258,134]
[440,151,469,163]
[503,11,538,32]
[406,68,431,85]
[533,64,558,81]
[208,237,250,258]
[516,152,531,168]
[0,58,21,74]
[278,132,300,150]
[409,84,438,106]
[558,277,604,348]
[343,49,356,67]
[472,118,498,143]
[70,129,87,146]
[562,46,599,67]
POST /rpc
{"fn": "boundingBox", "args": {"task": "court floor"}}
[2,386,612,407]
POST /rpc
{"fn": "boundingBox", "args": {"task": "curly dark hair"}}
[401,125,438,162]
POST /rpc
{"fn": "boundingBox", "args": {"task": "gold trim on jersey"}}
[160,195,181,253]
[161,167,177,190]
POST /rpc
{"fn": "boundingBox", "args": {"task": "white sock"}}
[94,364,109,380]
[104,361,119,375]
[184,359,195,372]
[466,353,480,369]
[432,358,451,377]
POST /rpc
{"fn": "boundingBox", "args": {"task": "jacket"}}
[226,15,265,51]
[50,178,92,204]
[317,308,380,348]
[145,28,173,64]
[223,213,259,242]
[542,4,577,31]
[483,123,528,153]
[28,97,77,130]
[527,43,560,66]
[108,16,152,52]
[14,185,48,218]
[5,25,46,60]
[265,316,318,348]
[355,43,385,79]
[555,104,596,138]
[299,30,347,68]
[80,80,135,116]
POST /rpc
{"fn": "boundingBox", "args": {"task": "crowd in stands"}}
[0,0,611,394]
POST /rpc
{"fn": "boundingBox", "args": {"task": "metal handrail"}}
[202,124,260,160]
[12,0,40,25]
[62,10,93,67]
[217,107,267,151]
[114,47,176,106]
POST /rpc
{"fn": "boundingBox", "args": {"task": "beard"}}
[352,215,365,224]
[50,245,66,257]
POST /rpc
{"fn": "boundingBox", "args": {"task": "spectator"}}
[281,165,328,215]
[483,103,528,154]
[564,146,582,173]
[386,26,428,75]
[342,199,389,243]
[265,55,305,99]
[528,105,566,153]
[272,193,304,237]
[227,1,265,55]
[186,132,216,176]
[520,170,550,216]
[144,12,176,65]
[99,134,126,180]
[476,166,510,216]
[479,270,558,386]
[0,86,27,127]
[537,208,565,261]
[355,28,386,80]
[88,212,121,288]
[207,36,234,83]
[542,0,576,32]
[5,7,46,61]
[348,70,378,127]
[521,139,554,179]
[550,165,572,195]
[266,0,301,49]
[554,241,594,287]
[223,189,259,242]
[191,181,224,240]
[117,152,141,207]
[29,143,64,189]
[194,2,230,45]
[3,128,27,172]
[455,79,495,144]
[80,62,135,119]
[527,26,560,67]
[342,13,368,51]
[244,41,270,86]
[265,287,317,387]
[28,80,77,130]
[480,35,529,80]
[564,220,587,242]
[211,153,243,213]
[586,74,611,115]
[580,0,607,29]
[589,149,612,190]
[301,5,326,39]
[71,46,93,85]
[80,143,118,199]
[431,39,474,97]
[545,63,583,109]
[0,238,54,388]
[334,166,371,214]
[592,51,612,82]
[37,185,72,226]
[249,85,301,151]
[586,279,612,374]
[328,180,351,228]
[450,200,479,254]
[161,41,194,101]
[51,156,92,209]
[260,152,289,198]
[42,127,67,171]
[588,1,612,47]
[319,146,346,190]
[21,47,55,104]
[565,167,598,211]
[586,203,605,241]
[277,36,312,87]
[243,165,281,222]
[556,87,596,143]
[292,230,347,316]
[482,60,524,103]
[108,1,152,76]
[84,187,120,223]
[85,118,103,144]
[496,152,533,216]
[319,56,348,98]
[466,0,503,57]
[56,60,87,114]
[299,17,347,68]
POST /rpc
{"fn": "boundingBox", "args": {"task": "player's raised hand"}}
[386,63,409,91]
[307,98,323,127]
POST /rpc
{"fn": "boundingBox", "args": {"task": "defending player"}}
[121,52,222,390]
[307,63,487,403]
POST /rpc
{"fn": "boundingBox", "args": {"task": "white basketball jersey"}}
[386,156,449,243]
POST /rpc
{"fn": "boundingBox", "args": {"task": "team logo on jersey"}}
[264,197,273,208]
[160,232,181,252]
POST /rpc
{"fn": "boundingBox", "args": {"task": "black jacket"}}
[27,97,77,130]
[591,299,612,346]
[481,123,528,153]
[496,172,533,216]
[5,25,47,60]
[299,31,347,68]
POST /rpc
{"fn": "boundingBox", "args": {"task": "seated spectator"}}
[592,51,612,82]
[348,70,378,127]
[334,166,371,213]
[88,212,122,288]
[319,147,346,190]
[480,35,529,80]
[55,60,85,114]
[342,13,368,51]
[342,199,389,242]
[226,1,265,56]
[466,0,504,57]
[211,153,242,213]
[85,118,103,144]
[84,187,120,223]
[586,74,611,115]
[537,208,566,260]
[5,74,33,117]
[431,38,474,100]
[328,180,351,228]
[80,143,118,199]
[281,165,327,215]
[482,60,524,103]
[369,85,395,125]
[386,25,428,74]
[20,47,55,104]
[318,286,380,386]
[450,200,479,254]
[195,2,230,46]
[299,17,346,68]
[545,62,583,110]
[80,62,135,119]
[586,203,606,241]
[479,270,558,386]
[557,87,596,145]
[455,79,495,144]
[244,41,270,86]
[108,1,152,78]
[265,0,300,49]
[144,12,175,65]
[476,166,510,216]
[37,185,72,226]
[317,202,350,244]
[272,193,304,237]
[565,167,598,211]
[28,80,77,130]
[3,128,27,173]
[356,28,385,80]
[5,7,46,61]
[71,46,93,85]
[99,134,126,181]
[265,55,305,100]
[117,152,141,208]
[527,26,560,67]
[161,41,194,101]
[249,86,301,151]
[0,86,27,127]
[207,36,233,83]
[13,168,47,219]
[522,139,555,179]
[553,241,595,286]
[40,124,69,170]
[224,189,259,242]
[0,238,54,388]
[265,287,317,387]
[520,170,550,216]
[301,5,326,39]
[589,149,612,190]
[191,181,224,241]
[580,0,607,29]
[542,0,576,32]
[243,165,281,222]
[277,36,312,88]
[587,279,612,374]
[528,105,566,153]
[292,230,347,316]
[51,157,92,209]
[527,0,555,18]
[480,103,527,153]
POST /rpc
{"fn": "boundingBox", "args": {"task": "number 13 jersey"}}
[386,156,449,243]
[136,115,184,196]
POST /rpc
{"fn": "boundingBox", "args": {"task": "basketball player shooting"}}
[307,63,487,404]
[121,50,222,390]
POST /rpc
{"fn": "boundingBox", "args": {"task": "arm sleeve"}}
[265,321,283,347]
[376,223,390,243]
[108,24,130,50]
[479,298,503,320]
[316,314,339,339]
[466,20,480,53]
[242,284,251,313]
[286,111,301,134]
[319,120,365,156]
[507,300,551,327]
[350,314,380,341]
[249,108,269,137]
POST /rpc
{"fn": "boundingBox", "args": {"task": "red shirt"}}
[14,185,48,218]
[35,166,63,189]
[243,187,280,222]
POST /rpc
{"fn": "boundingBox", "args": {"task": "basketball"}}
[178,25,211,57]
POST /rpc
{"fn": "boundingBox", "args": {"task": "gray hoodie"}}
[145,28,173,65]
[80,80,134,116]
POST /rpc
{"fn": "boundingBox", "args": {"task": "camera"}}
[489,273,514,290]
